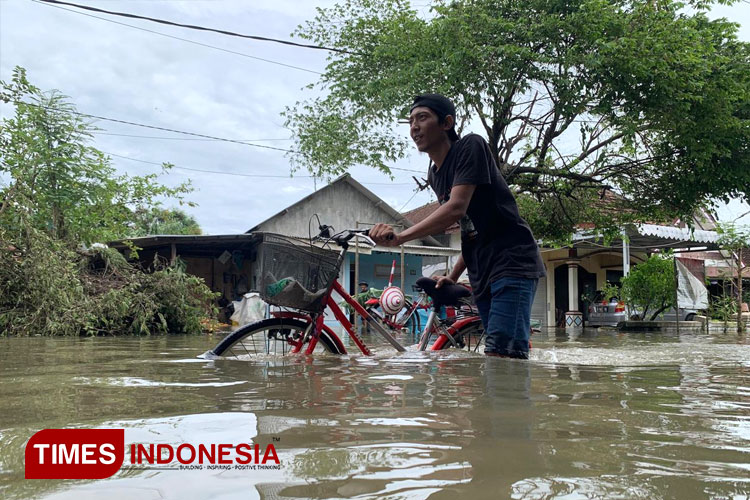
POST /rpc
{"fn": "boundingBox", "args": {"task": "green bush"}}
[708,293,737,323]
[0,229,218,336]
[620,254,676,321]
[0,228,89,336]
[0,68,212,336]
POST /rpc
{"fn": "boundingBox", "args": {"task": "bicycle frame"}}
[271,280,406,354]
[266,241,406,354]
[263,233,482,356]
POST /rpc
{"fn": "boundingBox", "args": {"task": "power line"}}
[363,181,414,186]
[104,150,309,178]
[16,100,426,174]
[31,0,322,74]
[398,189,422,212]
[95,131,292,142]
[36,0,355,55]
[78,110,297,153]
[106,150,414,186]
[81,108,424,172]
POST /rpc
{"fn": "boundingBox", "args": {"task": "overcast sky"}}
[1,0,748,234]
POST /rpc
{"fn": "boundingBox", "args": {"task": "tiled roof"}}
[706,266,750,279]
[402,201,460,234]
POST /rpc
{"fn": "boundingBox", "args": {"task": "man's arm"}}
[448,254,466,281]
[370,184,476,246]
[436,254,466,288]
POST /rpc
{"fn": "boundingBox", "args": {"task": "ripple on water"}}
[2,333,749,500]
[532,342,750,367]
[72,376,246,388]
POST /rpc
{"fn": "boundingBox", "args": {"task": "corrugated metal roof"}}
[572,223,722,250]
[636,224,720,244]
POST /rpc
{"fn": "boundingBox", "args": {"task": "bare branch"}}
[472,102,493,140]
[500,91,539,165]
[573,130,630,167]
[512,166,599,184]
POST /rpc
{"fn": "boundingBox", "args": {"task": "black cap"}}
[358,281,368,286]
[410,93,460,141]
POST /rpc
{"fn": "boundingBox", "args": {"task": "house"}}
[110,174,459,325]
[247,174,459,316]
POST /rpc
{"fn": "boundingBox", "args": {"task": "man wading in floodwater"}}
[370,94,546,359]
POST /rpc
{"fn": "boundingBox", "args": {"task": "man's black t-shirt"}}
[428,133,546,300]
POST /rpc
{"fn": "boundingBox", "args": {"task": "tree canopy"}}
[284,0,750,242]
[0,66,193,245]
[129,207,202,237]
[0,67,216,337]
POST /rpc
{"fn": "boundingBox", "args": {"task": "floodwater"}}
[1,327,749,499]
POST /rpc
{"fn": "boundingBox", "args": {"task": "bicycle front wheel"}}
[205,318,343,358]
[404,308,421,338]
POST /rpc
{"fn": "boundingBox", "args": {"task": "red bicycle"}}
[202,224,488,359]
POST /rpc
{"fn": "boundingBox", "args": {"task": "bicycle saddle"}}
[415,277,471,308]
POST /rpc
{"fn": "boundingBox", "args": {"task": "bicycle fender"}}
[447,316,483,332]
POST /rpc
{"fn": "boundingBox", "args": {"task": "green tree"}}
[284,0,750,242]
[0,67,217,336]
[716,222,750,333]
[620,254,676,321]
[129,207,202,236]
[0,66,193,245]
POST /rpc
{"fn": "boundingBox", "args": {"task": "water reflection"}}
[0,330,749,499]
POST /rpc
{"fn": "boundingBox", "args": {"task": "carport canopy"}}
[572,223,721,253]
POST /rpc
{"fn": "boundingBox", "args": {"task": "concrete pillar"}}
[400,245,405,291]
[546,263,555,328]
[565,261,583,328]
[622,230,631,277]
[568,262,579,311]
[354,221,360,333]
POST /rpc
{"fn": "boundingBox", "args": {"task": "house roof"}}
[706,266,750,279]
[107,233,261,259]
[403,191,721,248]
[110,234,259,247]
[403,201,460,234]
[248,173,442,246]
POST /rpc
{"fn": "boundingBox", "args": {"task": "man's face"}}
[409,106,451,152]
[359,285,368,293]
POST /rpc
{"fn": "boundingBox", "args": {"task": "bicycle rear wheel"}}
[431,320,486,352]
[204,318,343,358]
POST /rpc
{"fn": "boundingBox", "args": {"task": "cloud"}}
[281,185,313,194]
[2,0,748,235]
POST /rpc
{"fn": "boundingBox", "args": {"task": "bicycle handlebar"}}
[314,225,376,248]
[315,223,397,248]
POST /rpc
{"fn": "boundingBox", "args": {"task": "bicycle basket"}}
[256,233,340,312]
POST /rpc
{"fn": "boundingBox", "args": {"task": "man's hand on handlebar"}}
[434,276,455,289]
[369,223,401,247]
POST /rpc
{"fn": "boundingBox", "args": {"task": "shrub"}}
[0,229,218,336]
[620,254,676,321]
